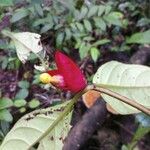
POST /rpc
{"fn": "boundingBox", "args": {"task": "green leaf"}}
[79,42,91,59]
[70,23,78,32]
[75,39,82,49]
[83,36,94,42]
[56,32,65,48]
[2,30,43,63]
[94,18,106,31]
[87,6,98,18]
[18,80,30,89]
[34,4,43,17]
[32,19,46,27]
[0,121,10,137]
[37,111,71,150]
[11,8,29,23]
[92,39,110,47]
[98,5,105,16]
[0,0,13,6]
[79,6,88,19]
[40,23,54,33]
[90,47,100,62]
[83,19,92,32]
[128,125,150,149]
[104,12,123,26]
[14,99,27,107]
[93,61,150,114]
[0,101,72,150]
[0,98,13,110]
[1,57,8,69]
[15,89,29,99]
[65,28,72,40]
[137,18,150,27]
[0,109,13,122]
[104,5,112,14]
[19,107,26,113]
[126,30,150,44]
[76,22,84,32]
[28,99,40,109]
[132,126,150,142]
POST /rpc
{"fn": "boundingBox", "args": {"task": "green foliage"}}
[0,101,73,150]
[93,61,150,114]
[0,0,127,62]
[0,110,12,122]
[0,0,149,65]
[0,98,13,122]
[18,80,30,89]
[28,99,40,109]
[126,125,150,150]
[11,8,29,23]
[15,88,29,99]
[126,30,150,44]
[90,47,100,62]
[0,98,13,110]
[0,36,21,69]
[0,121,10,143]
[14,99,27,107]
[0,0,13,7]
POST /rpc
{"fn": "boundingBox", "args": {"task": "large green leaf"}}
[0,101,72,150]
[37,112,71,150]
[126,30,150,44]
[93,61,150,114]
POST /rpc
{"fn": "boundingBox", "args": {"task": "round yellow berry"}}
[39,73,52,84]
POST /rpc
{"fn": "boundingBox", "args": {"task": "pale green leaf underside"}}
[93,61,150,114]
[2,31,43,63]
[37,113,72,150]
[0,101,72,150]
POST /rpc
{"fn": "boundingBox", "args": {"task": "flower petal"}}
[47,69,68,90]
[55,51,87,92]
[47,69,60,76]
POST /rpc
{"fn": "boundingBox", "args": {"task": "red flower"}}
[40,51,87,93]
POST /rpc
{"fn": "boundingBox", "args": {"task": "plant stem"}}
[87,85,150,116]
[29,90,85,149]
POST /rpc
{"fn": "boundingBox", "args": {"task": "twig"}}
[87,85,150,116]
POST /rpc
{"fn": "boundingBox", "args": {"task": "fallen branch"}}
[63,99,107,150]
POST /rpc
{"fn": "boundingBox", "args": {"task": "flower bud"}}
[39,73,52,84]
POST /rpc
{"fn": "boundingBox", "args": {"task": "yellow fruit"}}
[39,73,52,84]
